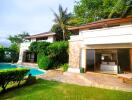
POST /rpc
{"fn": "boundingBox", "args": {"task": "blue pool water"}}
[0,63,45,76]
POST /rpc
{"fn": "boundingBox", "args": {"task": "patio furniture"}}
[100,62,118,74]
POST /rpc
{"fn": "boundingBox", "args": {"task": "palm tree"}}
[53,5,71,40]
[108,0,132,18]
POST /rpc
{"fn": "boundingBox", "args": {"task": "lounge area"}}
[86,48,131,74]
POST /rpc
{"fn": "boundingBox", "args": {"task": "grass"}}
[0,79,132,100]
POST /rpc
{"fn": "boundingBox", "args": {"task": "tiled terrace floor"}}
[38,70,132,92]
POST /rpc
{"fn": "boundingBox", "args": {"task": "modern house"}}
[18,32,56,64]
[68,18,132,74]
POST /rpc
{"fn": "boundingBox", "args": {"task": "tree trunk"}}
[63,29,66,40]
[2,84,6,92]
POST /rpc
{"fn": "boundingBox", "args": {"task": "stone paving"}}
[38,70,132,92]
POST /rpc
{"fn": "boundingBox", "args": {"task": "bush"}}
[29,42,50,55]
[0,68,29,92]
[0,48,19,63]
[0,48,4,62]
[80,67,85,73]
[60,63,69,72]
[48,41,69,68]
[30,41,69,69]
[38,55,52,70]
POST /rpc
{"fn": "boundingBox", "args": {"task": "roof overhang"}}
[25,32,56,39]
[68,18,132,31]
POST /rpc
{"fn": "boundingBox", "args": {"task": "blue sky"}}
[0,0,77,46]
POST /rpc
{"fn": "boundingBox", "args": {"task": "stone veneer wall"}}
[69,40,82,68]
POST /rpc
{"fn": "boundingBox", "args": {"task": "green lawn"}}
[0,79,132,100]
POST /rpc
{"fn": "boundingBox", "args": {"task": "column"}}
[81,48,87,71]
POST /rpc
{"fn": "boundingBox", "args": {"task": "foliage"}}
[0,48,4,62]
[74,0,107,24]
[53,5,72,40]
[51,24,63,41]
[0,68,29,92]
[108,0,132,18]
[51,24,72,41]
[0,44,4,48]
[9,43,19,53]
[0,48,19,63]
[60,63,69,72]
[29,42,50,54]
[80,67,85,73]
[8,32,29,44]
[48,41,69,67]
[73,0,132,25]
[8,32,29,52]
[29,41,68,69]
[38,55,51,70]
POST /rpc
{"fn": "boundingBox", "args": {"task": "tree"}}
[108,0,132,18]
[51,24,63,41]
[8,32,29,44]
[74,0,108,24]
[10,43,19,53]
[0,44,4,48]
[53,5,72,40]
[73,0,132,25]
[8,32,29,52]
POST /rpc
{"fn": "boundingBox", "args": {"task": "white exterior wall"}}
[68,24,132,73]
[47,36,54,43]
[80,25,132,45]
[18,35,55,63]
[31,38,36,42]
[17,42,31,64]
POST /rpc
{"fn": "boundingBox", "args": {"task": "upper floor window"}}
[36,37,48,41]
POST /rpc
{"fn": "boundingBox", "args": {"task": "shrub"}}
[37,53,43,63]
[60,63,69,72]
[0,48,4,62]
[0,68,29,92]
[29,42,50,55]
[48,41,69,68]
[30,41,69,69]
[38,55,52,70]
[80,67,85,73]
[0,48,19,63]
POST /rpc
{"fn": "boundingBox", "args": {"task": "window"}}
[36,37,48,41]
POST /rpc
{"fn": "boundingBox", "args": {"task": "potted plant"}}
[80,67,85,73]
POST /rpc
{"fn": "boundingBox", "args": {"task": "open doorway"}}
[86,48,131,74]
[23,51,37,63]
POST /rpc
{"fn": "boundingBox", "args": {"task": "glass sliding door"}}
[86,50,95,71]
[95,49,118,74]
[117,49,130,71]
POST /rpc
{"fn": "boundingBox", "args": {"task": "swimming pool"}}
[0,63,45,76]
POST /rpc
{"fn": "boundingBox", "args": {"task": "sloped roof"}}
[68,18,132,30]
[25,32,56,39]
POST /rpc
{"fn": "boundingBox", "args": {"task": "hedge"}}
[29,41,50,55]
[0,68,29,92]
[48,41,69,68]
[37,54,52,70]
[29,41,69,69]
